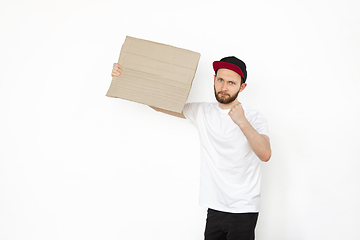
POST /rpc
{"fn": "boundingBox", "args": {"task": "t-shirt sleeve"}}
[249,111,269,137]
[182,102,201,124]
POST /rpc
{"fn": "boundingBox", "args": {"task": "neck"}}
[218,99,240,109]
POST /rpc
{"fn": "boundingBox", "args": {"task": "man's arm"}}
[228,103,271,162]
[150,106,186,119]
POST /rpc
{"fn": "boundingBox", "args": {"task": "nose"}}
[221,82,228,91]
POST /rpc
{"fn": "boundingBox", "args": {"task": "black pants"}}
[204,209,259,240]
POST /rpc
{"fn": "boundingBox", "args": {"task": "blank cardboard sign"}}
[106,36,200,117]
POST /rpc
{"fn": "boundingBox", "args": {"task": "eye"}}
[229,81,235,85]
[218,78,223,82]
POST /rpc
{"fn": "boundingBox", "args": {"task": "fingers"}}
[111,63,122,77]
[230,103,242,110]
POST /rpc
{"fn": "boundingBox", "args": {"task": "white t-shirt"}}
[183,102,269,213]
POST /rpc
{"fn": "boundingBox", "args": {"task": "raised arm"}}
[228,103,271,162]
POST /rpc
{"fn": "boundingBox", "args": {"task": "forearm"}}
[237,120,271,162]
[149,106,186,118]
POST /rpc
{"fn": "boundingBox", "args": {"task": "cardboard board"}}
[106,36,200,117]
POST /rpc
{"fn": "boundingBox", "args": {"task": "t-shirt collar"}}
[215,103,231,114]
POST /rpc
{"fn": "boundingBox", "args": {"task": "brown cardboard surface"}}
[106,36,200,115]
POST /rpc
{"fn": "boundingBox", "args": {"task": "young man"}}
[111,56,271,240]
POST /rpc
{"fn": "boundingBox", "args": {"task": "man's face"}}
[214,68,246,104]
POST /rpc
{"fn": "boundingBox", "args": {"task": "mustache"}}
[217,91,230,96]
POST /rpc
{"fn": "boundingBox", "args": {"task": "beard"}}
[214,86,240,104]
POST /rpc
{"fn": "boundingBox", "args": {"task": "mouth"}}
[218,92,229,97]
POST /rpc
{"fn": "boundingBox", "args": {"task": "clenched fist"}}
[228,103,247,126]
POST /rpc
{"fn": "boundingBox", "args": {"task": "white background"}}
[1,0,360,239]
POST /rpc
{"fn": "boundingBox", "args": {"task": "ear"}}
[239,83,247,92]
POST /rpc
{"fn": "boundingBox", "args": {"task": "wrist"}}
[235,117,249,128]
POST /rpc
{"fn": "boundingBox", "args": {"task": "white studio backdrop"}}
[1,0,360,239]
